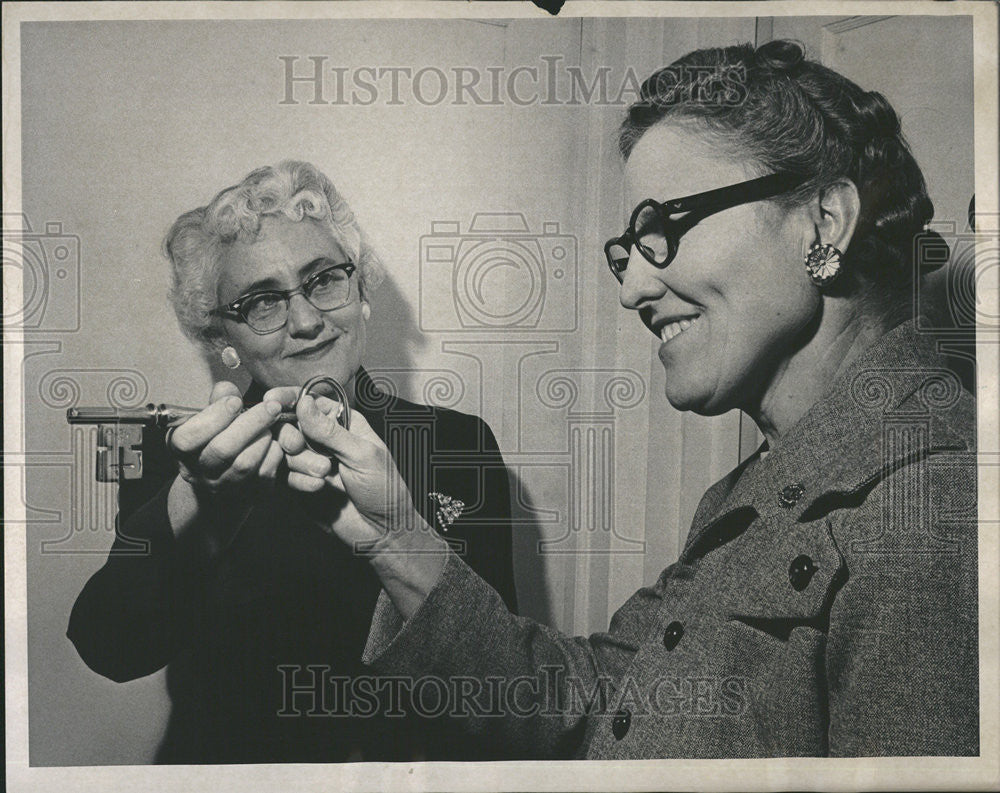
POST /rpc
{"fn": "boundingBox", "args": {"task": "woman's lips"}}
[287,337,338,359]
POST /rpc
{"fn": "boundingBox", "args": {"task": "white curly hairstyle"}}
[164,160,385,354]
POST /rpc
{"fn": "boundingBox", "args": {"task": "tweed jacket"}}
[68,368,518,763]
[363,320,979,758]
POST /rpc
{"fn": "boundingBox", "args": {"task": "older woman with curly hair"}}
[68,161,518,763]
[285,41,979,758]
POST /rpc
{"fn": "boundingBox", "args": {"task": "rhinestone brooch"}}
[428,492,465,532]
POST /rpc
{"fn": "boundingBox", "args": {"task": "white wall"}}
[15,14,974,765]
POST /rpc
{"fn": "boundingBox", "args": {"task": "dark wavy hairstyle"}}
[619,40,936,297]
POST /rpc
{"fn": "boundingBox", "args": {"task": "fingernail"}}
[226,396,243,413]
[264,400,281,417]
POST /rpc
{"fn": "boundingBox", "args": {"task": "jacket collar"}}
[682,319,972,557]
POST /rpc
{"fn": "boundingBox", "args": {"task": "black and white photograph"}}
[3,1,998,791]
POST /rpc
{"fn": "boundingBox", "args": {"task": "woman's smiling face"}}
[618,123,820,415]
[216,214,369,391]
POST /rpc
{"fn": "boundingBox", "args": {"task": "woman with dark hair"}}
[277,41,978,758]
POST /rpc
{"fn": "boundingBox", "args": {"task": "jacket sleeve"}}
[451,417,518,613]
[66,428,210,682]
[825,457,979,756]
[363,550,666,759]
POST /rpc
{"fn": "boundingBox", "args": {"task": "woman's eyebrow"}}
[296,256,337,279]
[237,258,336,295]
[237,275,282,294]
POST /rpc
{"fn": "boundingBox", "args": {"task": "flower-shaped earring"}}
[804,242,843,286]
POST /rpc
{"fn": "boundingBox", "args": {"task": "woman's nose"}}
[285,294,325,336]
[618,247,667,310]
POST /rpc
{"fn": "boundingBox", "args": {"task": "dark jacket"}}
[363,320,979,758]
[67,368,517,763]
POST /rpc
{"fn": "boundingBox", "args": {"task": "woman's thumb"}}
[297,394,352,455]
[342,409,381,443]
[311,396,380,445]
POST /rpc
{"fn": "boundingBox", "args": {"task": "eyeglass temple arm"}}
[664,172,806,214]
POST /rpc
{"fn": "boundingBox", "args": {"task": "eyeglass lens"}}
[244,267,353,331]
[632,204,673,264]
[606,240,631,280]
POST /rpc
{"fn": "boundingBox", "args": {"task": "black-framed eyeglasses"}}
[604,172,808,283]
[212,261,357,334]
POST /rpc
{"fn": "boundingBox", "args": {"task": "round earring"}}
[220,345,241,369]
[804,242,843,286]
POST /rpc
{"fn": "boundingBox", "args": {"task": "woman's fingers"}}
[262,386,343,420]
[225,429,274,480]
[285,447,333,479]
[169,395,244,455]
[167,382,301,495]
[210,380,243,404]
[312,395,345,420]
[258,438,285,482]
[198,400,282,474]
[287,471,327,493]
[339,407,380,444]
[276,421,307,455]
[262,385,300,409]
[277,417,333,479]
[295,395,345,452]
[296,395,368,462]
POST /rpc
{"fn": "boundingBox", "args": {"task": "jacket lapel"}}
[680,320,972,560]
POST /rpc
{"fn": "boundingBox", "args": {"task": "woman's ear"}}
[361,300,371,321]
[808,178,861,252]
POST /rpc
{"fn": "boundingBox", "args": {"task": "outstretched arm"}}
[67,382,285,681]
[284,394,656,758]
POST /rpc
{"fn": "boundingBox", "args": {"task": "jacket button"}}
[779,482,805,507]
[788,554,818,591]
[611,709,631,740]
[663,621,684,650]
